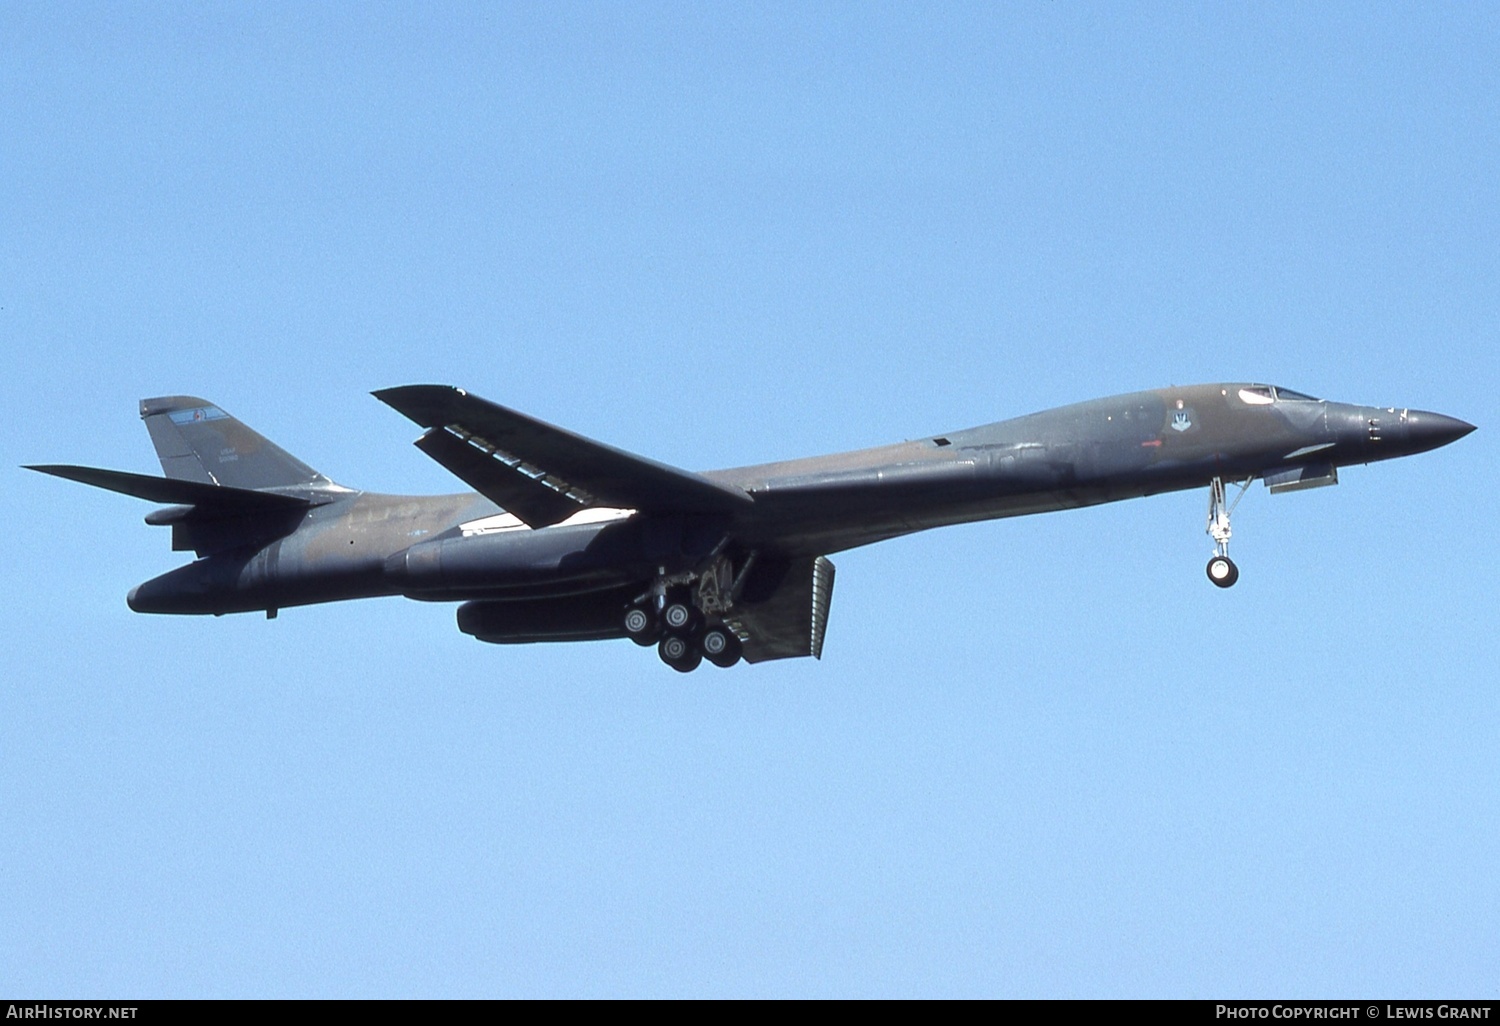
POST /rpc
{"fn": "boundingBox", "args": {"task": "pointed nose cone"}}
[1405,410,1476,454]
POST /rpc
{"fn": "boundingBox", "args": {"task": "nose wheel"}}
[1206,554,1239,588]
[1205,475,1251,588]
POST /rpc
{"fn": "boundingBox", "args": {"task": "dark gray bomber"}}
[27,383,1474,671]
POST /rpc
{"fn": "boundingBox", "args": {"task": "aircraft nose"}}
[1404,410,1476,453]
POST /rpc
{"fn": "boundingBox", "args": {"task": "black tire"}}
[701,626,742,669]
[1206,555,1239,588]
[623,604,658,645]
[658,634,701,672]
[659,634,691,664]
[662,601,702,634]
[662,584,702,633]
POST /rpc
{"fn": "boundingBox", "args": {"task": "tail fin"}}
[140,396,334,490]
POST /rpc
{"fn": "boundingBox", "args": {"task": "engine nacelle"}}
[456,587,638,644]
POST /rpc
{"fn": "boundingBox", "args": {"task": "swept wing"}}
[373,385,753,528]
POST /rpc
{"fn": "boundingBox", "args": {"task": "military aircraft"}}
[27,383,1473,671]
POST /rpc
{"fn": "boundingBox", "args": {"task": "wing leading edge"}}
[374,385,754,528]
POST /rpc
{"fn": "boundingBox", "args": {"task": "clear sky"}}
[2,1,1496,998]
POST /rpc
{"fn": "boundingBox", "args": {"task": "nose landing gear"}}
[1206,475,1251,588]
[1206,554,1239,587]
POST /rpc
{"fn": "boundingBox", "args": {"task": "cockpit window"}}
[1273,387,1320,401]
[1237,386,1275,405]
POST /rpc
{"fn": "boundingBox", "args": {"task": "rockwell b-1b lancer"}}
[28,383,1473,671]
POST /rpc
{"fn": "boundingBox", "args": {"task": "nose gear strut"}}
[1206,475,1252,588]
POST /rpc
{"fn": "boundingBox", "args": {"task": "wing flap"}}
[413,427,585,528]
[374,385,753,524]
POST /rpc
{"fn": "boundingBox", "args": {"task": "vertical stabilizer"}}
[140,396,332,490]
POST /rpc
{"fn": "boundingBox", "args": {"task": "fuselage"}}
[124,383,1472,617]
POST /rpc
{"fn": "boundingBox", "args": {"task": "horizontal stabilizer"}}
[25,464,315,511]
[374,385,753,528]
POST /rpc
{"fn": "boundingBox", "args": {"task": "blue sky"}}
[2,1,1496,997]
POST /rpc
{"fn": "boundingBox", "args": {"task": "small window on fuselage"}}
[1272,387,1320,401]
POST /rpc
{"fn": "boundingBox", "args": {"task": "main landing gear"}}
[656,633,702,673]
[1205,475,1251,588]
[622,561,749,672]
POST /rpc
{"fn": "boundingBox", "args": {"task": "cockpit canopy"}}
[1237,385,1322,405]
